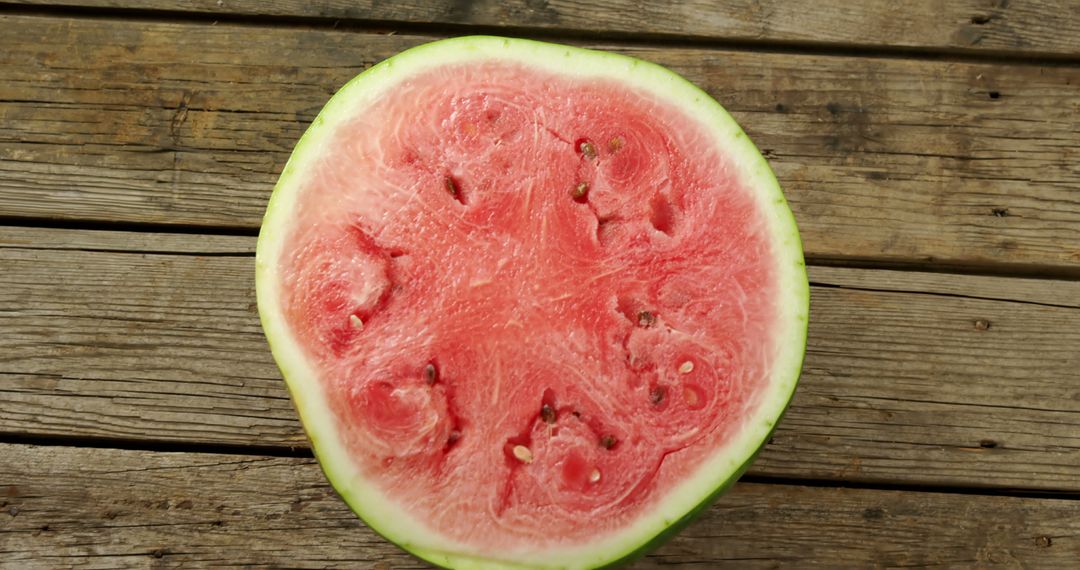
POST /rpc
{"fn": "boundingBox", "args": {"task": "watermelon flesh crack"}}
[259,37,807,568]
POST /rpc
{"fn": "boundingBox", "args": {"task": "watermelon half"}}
[256,36,807,569]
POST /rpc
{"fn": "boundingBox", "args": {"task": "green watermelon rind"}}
[256,36,808,570]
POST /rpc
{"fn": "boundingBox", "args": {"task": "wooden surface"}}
[3,443,1076,569]
[4,225,1080,492]
[2,1,1079,567]
[9,0,1080,57]
[4,15,1080,274]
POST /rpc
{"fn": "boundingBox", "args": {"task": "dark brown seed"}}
[649,386,666,405]
[637,311,656,327]
[540,404,557,424]
[447,430,461,445]
[571,181,589,199]
[571,410,581,418]
[444,176,458,197]
[423,363,437,385]
[579,141,597,160]
[600,435,617,449]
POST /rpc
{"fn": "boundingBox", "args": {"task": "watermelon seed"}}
[578,140,597,160]
[608,137,624,152]
[678,360,694,374]
[444,175,465,204]
[423,363,437,385]
[349,314,364,330]
[589,469,602,484]
[448,430,461,445]
[599,435,617,450]
[649,386,666,405]
[512,445,534,464]
[540,404,557,424]
[571,181,590,201]
[637,311,656,327]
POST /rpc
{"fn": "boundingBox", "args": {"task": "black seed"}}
[571,410,581,418]
[423,363,437,385]
[571,181,589,200]
[600,435,617,449]
[649,386,666,405]
[579,141,597,160]
[540,404,556,424]
[444,176,458,197]
[637,311,656,327]
[447,430,461,445]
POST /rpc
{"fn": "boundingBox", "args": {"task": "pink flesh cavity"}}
[278,60,778,550]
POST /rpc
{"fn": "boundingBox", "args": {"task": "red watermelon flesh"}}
[258,37,807,568]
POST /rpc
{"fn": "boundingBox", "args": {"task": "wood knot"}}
[973,319,992,331]
[1035,536,1053,548]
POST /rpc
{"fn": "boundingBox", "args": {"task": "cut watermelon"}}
[256,36,807,569]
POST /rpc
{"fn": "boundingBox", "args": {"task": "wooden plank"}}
[1,443,1076,568]
[2,17,1080,271]
[3,226,1080,491]
[8,0,1080,57]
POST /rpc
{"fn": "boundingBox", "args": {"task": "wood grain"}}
[3,226,1080,491]
[0,443,1076,568]
[2,16,1080,271]
[8,0,1080,57]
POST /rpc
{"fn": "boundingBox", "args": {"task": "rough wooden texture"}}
[9,0,1080,57]
[0,443,1076,568]
[3,226,1080,491]
[2,16,1080,271]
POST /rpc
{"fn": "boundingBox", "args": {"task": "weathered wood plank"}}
[3,226,1080,491]
[9,0,1080,57]
[2,16,1080,270]
[0,443,1075,568]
